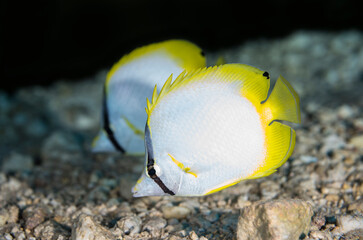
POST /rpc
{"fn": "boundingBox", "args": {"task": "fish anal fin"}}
[204,179,240,195]
[247,121,296,179]
[262,76,301,124]
[92,130,117,152]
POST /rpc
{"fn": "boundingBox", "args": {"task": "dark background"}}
[1,0,362,92]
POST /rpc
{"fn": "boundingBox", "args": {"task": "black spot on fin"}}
[263,71,270,79]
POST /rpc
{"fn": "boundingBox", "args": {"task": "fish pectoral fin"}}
[121,116,144,137]
[168,153,198,178]
[184,168,198,178]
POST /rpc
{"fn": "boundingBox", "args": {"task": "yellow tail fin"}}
[247,122,296,179]
[262,76,301,125]
[247,75,300,180]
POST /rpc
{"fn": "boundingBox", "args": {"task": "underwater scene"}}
[1,1,363,240]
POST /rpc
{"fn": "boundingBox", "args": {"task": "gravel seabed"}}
[1,31,363,240]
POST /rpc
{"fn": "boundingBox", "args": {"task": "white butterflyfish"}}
[132,64,301,196]
[92,40,206,155]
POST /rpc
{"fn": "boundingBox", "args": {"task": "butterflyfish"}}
[92,40,206,155]
[132,64,301,196]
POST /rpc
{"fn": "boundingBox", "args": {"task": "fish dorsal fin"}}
[145,64,271,119]
[106,39,206,90]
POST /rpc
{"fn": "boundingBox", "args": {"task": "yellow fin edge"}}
[247,121,296,180]
[122,116,144,137]
[168,153,197,178]
[204,179,240,195]
[146,64,270,119]
[105,40,206,93]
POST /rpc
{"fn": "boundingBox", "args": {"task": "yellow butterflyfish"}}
[92,40,206,155]
[132,64,300,196]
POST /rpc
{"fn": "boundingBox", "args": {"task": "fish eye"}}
[154,164,162,177]
[146,164,162,178]
[200,50,205,57]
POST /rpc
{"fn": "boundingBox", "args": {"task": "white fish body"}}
[132,64,301,196]
[92,40,206,155]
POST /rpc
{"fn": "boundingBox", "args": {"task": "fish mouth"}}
[131,189,142,197]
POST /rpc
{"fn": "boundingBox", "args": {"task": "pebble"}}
[348,198,363,213]
[2,152,33,173]
[33,220,70,240]
[189,230,199,240]
[22,205,50,230]
[333,214,363,235]
[41,131,82,163]
[118,177,134,200]
[325,194,340,202]
[300,155,318,164]
[321,134,346,154]
[142,217,167,232]
[71,214,115,240]
[309,230,333,240]
[3,233,13,240]
[237,199,313,240]
[259,180,281,199]
[311,212,326,231]
[337,105,356,119]
[162,206,191,219]
[0,208,9,226]
[203,211,220,223]
[7,206,19,224]
[349,135,363,148]
[343,229,363,239]
[115,215,142,235]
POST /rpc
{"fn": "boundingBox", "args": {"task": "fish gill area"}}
[1,31,363,240]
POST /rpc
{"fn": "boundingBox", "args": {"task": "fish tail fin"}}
[246,122,296,179]
[92,130,117,152]
[246,76,300,179]
[262,75,301,124]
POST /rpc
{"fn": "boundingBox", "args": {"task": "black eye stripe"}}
[102,86,126,153]
[145,124,175,195]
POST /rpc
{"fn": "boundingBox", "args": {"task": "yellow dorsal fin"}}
[151,85,158,104]
[146,64,271,118]
[105,39,206,91]
[146,98,152,111]
[261,76,301,124]
[215,56,226,66]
